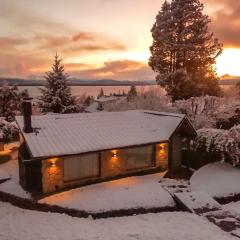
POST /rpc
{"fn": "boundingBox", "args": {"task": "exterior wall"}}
[101,149,126,178]
[155,143,168,170]
[40,143,170,194]
[41,158,64,193]
[170,134,182,171]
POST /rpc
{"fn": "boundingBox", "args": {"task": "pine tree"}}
[0,81,29,121]
[127,85,137,101]
[149,0,223,101]
[39,54,78,113]
[97,88,104,99]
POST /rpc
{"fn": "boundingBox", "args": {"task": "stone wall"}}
[41,143,169,194]
[101,150,126,178]
[42,158,64,193]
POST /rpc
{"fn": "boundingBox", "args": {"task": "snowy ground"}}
[0,201,234,240]
[40,173,175,213]
[0,141,20,161]
[191,162,240,198]
[224,201,240,215]
[0,160,30,199]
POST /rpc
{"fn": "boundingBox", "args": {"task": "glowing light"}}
[49,158,58,167]
[216,48,240,76]
[112,150,117,158]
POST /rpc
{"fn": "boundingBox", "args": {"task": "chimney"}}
[22,98,33,133]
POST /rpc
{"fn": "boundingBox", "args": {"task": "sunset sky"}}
[1,0,240,81]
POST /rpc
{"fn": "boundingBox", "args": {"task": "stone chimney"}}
[22,98,33,133]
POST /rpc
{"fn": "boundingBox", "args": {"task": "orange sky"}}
[0,0,240,80]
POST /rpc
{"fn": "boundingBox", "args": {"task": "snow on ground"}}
[0,169,10,181]
[191,162,240,198]
[0,201,234,240]
[224,201,240,215]
[174,191,221,213]
[0,141,20,161]
[0,160,30,199]
[40,173,175,213]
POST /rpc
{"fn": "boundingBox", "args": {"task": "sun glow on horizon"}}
[216,48,240,77]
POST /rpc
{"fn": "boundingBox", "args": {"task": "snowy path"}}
[0,201,234,240]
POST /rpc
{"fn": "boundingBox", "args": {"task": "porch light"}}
[113,152,117,157]
[49,158,58,167]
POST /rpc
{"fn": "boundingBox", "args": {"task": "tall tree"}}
[39,54,78,113]
[149,0,223,101]
[127,85,137,101]
[0,81,29,122]
[97,88,104,99]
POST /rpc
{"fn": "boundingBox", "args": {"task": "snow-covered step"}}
[174,191,222,214]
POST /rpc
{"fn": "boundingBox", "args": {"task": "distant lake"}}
[18,84,233,99]
[18,85,157,98]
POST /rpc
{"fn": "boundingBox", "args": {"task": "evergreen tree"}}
[149,0,222,101]
[97,88,104,99]
[0,81,29,122]
[127,85,137,101]
[39,54,78,113]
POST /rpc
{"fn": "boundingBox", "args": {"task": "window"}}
[125,145,154,170]
[64,153,99,182]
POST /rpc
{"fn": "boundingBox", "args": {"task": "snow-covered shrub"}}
[105,87,174,112]
[194,126,240,167]
[0,119,19,143]
[216,107,240,130]
[174,96,222,129]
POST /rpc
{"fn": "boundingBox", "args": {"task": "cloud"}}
[0,2,73,34]
[203,0,240,47]
[0,31,127,78]
[0,37,29,53]
[69,60,155,80]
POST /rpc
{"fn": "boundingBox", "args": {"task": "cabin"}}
[16,99,196,195]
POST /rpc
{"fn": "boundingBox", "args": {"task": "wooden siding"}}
[64,153,99,182]
[170,134,182,170]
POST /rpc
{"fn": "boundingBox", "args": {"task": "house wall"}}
[101,150,126,178]
[40,143,170,194]
[170,134,182,171]
[42,158,64,193]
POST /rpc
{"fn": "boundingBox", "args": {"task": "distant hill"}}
[0,77,156,86]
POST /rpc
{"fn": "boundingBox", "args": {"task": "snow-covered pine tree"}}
[0,81,29,121]
[39,54,78,113]
[149,0,223,101]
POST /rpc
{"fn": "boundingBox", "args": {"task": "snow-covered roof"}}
[16,110,189,159]
[96,96,119,103]
[84,102,100,113]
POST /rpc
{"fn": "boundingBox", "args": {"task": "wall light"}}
[49,158,58,167]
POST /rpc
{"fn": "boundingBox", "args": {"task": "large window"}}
[64,153,99,182]
[125,145,154,170]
